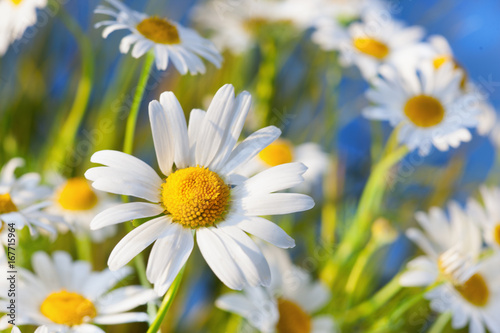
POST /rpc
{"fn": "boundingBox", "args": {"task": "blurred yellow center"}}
[10,0,23,5]
[161,167,230,228]
[494,224,500,246]
[404,95,445,127]
[40,290,97,326]
[0,193,17,214]
[455,273,490,307]
[137,17,180,44]
[433,55,452,69]
[57,177,98,211]
[276,299,312,333]
[433,55,467,89]
[258,139,294,167]
[353,37,389,59]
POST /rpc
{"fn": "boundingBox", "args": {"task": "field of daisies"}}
[1,0,500,332]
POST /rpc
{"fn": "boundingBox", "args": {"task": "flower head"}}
[94,0,222,73]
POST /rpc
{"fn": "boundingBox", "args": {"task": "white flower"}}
[425,253,500,333]
[313,13,424,79]
[468,186,500,250]
[216,244,335,333]
[400,204,500,332]
[85,84,314,295]
[0,158,64,240]
[235,140,329,195]
[0,251,157,332]
[363,61,481,155]
[11,326,48,333]
[45,174,118,242]
[94,0,222,73]
[191,0,298,54]
[0,0,47,56]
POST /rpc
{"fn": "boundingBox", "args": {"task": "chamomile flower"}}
[235,140,329,195]
[425,253,500,333]
[1,251,157,332]
[400,202,483,288]
[216,245,335,333]
[85,84,314,295]
[363,62,481,155]
[46,175,118,242]
[468,186,500,250]
[0,0,47,56]
[313,14,424,79]
[0,158,64,240]
[94,0,222,73]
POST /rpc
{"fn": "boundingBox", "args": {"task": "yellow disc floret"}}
[40,290,97,326]
[353,37,390,60]
[494,224,500,246]
[455,273,490,307]
[258,139,294,167]
[137,17,180,44]
[10,0,23,5]
[276,299,312,333]
[404,95,445,128]
[161,167,230,228]
[57,177,98,211]
[0,193,18,214]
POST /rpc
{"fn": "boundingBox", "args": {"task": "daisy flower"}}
[94,0,222,73]
[45,174,118,242]
[85,84,314,295]
[363,61,481,155]
[400,202,483,289]
[467,186,500,250]
[191,0,297,54]
[0,158,64,240]
[235,140,329,195]
[313,14,424,79]
[0,251,157,332]
[216,244,335,333]
[425,253,500,333]
[0,0,47,56]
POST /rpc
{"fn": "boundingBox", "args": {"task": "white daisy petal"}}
[237,193,315,216]
[149,100,175,176]
[97,286,157,314]
[93,312,149,324]
[90,202,165,230]
[235,216,295,249]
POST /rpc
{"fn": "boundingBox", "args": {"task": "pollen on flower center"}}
[137,17,180,44]
[0,193,18,214]
[40,290,97,326]
[258,139,294,167]
[57,177,98,211]
[353,37,389,60]
[161,166,230,228]
[404,95,445,128]
[494,224,500,246]
[455,273,490,307]
[276,299,312,333]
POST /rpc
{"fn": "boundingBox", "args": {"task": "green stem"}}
[255,39,278,127]
[44,6,94,172]
[123,52,155,155]
[428,312,452,333]
[147,268,185,333]
[75,234,92,262]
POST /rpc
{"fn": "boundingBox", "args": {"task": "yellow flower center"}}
[40,290,97,326]
[57,177,98,211]
[494,224,500,246]
[136,17,180,44]
[455,273,490,307]
[258,139,294,167]
[404,95,445,128]
[276,299,312,333]
[161,167,230,228]
[433,55,467,90]
[0,193,18,214]
[10,0,23,5]
[353,37,389,60]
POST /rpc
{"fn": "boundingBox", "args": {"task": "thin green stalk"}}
[428,312,452,333]
[147,268,185,333]
[123,52,155,155]
[44,6,94,172]
[255,39,278,128]
[75,234,92,262]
